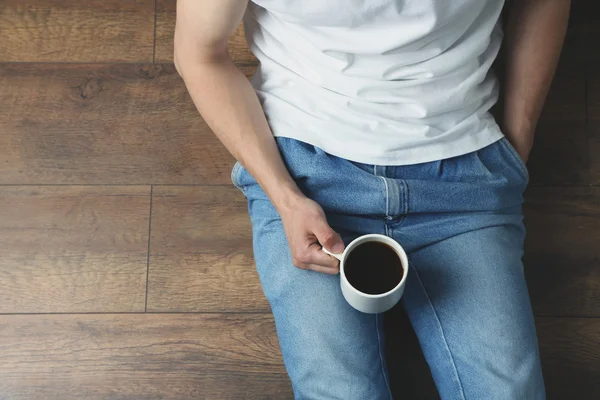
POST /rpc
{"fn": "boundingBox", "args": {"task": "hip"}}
[232,135,529,219]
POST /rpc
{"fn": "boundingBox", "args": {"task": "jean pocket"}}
[231,161,245,193]
[499,137,529,182]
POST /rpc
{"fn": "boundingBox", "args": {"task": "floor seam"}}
[144,185,153,312]
[152,0,158,63]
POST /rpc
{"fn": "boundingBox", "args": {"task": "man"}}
[174,1,569,398]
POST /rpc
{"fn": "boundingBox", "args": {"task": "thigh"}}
[397,218,545,400]
[249,196,392,400]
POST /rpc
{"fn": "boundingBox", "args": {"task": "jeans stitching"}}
[411,266,467,400]
[402,179,408,215]
[375,313,394,400]
[381,176,389,218]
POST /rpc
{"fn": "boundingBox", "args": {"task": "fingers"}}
[303,264,340,275]
[291,243,340,273]
[292,261,339,274]
[283,199,344,274]
[314,221,345,254]
[307,242,340,269]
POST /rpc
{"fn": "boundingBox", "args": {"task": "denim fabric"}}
[232,137,544,400]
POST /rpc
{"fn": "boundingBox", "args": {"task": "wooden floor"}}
[1,1,599,399]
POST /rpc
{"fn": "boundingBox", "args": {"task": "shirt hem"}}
[273,127,505,166]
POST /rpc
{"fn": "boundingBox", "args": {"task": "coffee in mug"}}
[344,241,404,295]
[323,234,409,314]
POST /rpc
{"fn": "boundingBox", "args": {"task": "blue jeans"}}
[232,137,545,400]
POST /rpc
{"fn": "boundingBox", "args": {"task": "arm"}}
[174,0,344,274]
[502,0,570,162]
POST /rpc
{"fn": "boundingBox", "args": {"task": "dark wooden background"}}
[0,1,598,399]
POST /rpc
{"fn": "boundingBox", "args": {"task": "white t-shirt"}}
[244,0,506,165]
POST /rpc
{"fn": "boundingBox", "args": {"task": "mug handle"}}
[322,247,343,261]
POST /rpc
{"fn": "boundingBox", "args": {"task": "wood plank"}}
[0,63,233,185]
[524,187,600,317]
[525,13,588,187]
[0,314,292,399]
[154,0,176,63]
[569,0,600,63]
[155,0,258,71]
[527,120,590,186]
[589,123,600,185]
[0,186,149,313]
[549,0,591,65]
[537,317,600,399]
[147,186,268,312]
[0,0,154,62]
[539,60,586,122]
[0,315,595,399]
[587,59,600,185]
[589,59,600,120]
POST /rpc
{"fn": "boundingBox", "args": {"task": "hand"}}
[511,137,534,164]
[278,195,345,274]
[502,123,534,164]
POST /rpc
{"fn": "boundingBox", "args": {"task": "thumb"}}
[314,221,344,254]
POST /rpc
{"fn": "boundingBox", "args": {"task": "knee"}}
[461,342,545,399]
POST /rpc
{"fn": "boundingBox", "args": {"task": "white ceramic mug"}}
[324,234,409,314]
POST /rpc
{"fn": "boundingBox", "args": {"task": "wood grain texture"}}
[525,21,589,186]
[590,59,600,121]
[524,187,600,317]
[155,0,258,72]
[537,317,600,399]
[539,59,586,122]
[0,186,149,313]
[569,0,600,63]
[147,186,268,312]
[527,120,590,186]
[589,123,600,185]
[0,313,291,400]
[154,0,176,63]
[0,0,154,62]
[587,58,600,185]
[0,63,233,185]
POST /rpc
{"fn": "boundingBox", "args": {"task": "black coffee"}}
[344,241,404,295]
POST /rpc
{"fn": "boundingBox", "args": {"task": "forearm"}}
[503,0,570,154]
[176,56,304,211]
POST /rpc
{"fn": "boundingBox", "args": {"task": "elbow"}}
[173,28,194,79]
[173,51,182,77]
[173,48,184,78]
[173,34,187,78]
[173,39,229,80]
